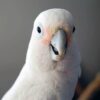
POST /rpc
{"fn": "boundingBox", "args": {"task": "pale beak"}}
[50,29,68,61]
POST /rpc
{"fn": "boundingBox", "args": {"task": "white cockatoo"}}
[2,8,81,100]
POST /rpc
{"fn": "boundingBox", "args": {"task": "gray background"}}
[0,0,100,98]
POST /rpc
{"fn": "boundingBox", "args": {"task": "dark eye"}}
[37,26,41,33]
[34,23,44,39]
[73,26,75,33]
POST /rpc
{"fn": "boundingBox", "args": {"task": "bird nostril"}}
[50,44,59,55]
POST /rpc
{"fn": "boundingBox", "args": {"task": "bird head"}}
[26,9,78,72]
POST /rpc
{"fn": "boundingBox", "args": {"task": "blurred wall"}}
[0,0,100,98]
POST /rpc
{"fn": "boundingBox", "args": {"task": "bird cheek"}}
[67,34,72,47]
[41,28,52,45]
[41,34,52,45]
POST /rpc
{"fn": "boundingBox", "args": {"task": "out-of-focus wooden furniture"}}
[78,73,100,100]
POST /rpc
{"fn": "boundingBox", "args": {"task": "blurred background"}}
[0,0,100,99]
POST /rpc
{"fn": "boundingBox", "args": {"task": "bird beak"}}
[50,29,68,61]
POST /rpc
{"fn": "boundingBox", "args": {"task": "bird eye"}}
[33,23,44,39]
[72,26,75,33]
[37,26,41,33]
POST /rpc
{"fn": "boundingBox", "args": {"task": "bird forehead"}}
[35,9,74,28]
